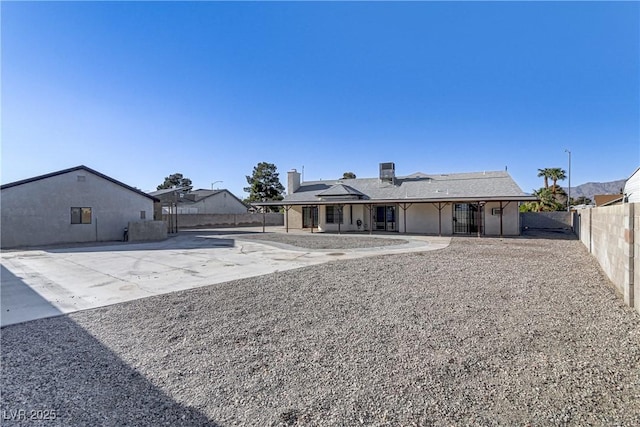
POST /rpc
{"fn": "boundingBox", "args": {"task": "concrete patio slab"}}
[1,228,449,326]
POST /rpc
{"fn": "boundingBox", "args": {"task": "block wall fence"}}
[575,203,638,315]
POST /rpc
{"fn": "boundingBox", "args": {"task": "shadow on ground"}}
[520,228,578,240]
[1,316,218,426]
[1,266,62,327]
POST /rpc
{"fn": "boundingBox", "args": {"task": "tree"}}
[537,168,552,189]
[157,173,193,192]
[571,196,593,206]
[244,162,285,212]
[547,167,567,194]
[342,172,356,179]
[521,187,565,212]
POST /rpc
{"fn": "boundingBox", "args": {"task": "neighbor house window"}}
[325,206,343,224]
[71,207,92,224]
[140,210,146,219]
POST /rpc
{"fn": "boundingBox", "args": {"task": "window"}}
[140,210,146,219]
[71,207,92,224]
[326,206,343,224]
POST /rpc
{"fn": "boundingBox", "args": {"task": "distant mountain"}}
[564,179,626,202]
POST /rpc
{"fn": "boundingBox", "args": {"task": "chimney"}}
[287,169,301,194]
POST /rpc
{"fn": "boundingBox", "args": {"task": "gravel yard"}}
[2,235,640,426]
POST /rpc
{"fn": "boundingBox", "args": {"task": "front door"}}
[302,206,318,228]
[453,203,479,234]
[374,205,396,231]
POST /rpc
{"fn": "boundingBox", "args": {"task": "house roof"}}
[267,170,536,206]
[594,194,623,207]
[1,165,159,202]
[316,184,366,199]
[148,187,187,196]
[149,187,249,209]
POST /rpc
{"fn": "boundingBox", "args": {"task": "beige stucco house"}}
[255,163,536,237]
[148,188,249,214]
[1,166,159,248]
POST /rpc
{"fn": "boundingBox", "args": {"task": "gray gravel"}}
[2,236,640,426]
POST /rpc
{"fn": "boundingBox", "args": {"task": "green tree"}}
[521,187,565,212]
[157,173,193,192]
[547,167,567,194]
[342,172,356,179]
[244,162,285,211]
[537,168,552,189]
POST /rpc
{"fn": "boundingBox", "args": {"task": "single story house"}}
[594,194,623,207]
[623,167,640,203]
[1,165,159,248]
[254,162,537,236]
[148,188,249,214]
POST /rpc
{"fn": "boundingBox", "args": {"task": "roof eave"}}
[255,195,538,206]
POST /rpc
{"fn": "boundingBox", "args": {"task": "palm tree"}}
[533,187,557,211]
[548,168,567,194]
[537,168,552,189]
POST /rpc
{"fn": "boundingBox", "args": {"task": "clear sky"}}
[2,1,639,198]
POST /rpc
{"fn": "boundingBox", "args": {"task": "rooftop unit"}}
[379,162,396,184]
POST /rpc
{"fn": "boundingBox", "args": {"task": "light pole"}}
[565,149,571,211]
[211,181,223,190]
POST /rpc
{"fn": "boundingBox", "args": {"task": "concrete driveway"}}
[1,227,449,326]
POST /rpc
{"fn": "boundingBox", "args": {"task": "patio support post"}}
[434,202,446,237]
[400,203,413,234]
[311,206,314,233]
[337,205,343,234]
[284,205,291,233]
[499,201,503,238]
[262,207,266,233]
[477,202,481,238]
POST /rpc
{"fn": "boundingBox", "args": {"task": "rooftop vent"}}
[379,162,395,183]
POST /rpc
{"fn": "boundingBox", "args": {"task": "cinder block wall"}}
[128,220,167,242]
[578,203,637,314]
[635,209,639,311]
[171,213,284,228]
[521,212,572,230]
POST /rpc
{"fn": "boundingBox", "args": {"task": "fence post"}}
[623,203,635,307]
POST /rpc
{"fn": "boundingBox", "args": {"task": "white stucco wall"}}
[288,201,520,235]
[400,203,453,235]
[483,201,520,236]
[1,170,155,248]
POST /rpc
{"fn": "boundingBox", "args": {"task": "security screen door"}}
[375,205,396,231]
[302,206,318,228]
[453,203,478,234]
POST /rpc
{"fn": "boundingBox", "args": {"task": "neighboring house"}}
[148,188,248,214]
[254,162,537,236]
[623,167,640,203]
[1,165,158,248]
[593,194,623,207]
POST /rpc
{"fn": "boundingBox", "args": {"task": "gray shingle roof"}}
[282,171,533,204]
[316,184,366,199]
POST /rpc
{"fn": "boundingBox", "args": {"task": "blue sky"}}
[2,1,639,197]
